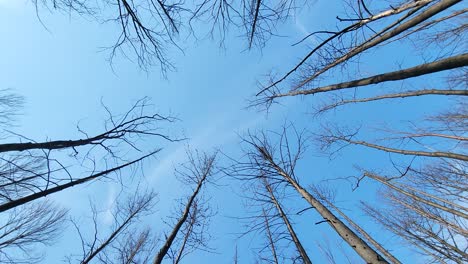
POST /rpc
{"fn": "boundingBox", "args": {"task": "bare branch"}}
[267,53,467,100]
[153,150,217,264]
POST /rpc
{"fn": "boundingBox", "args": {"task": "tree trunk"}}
[365,172,468,218]
[265,182,312,264]
[152,157,213,264]
[0,151,157,213]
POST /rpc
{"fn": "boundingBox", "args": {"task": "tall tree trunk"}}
[280,53,468,98]
[0,151,157,213]
[288,178,389,263]
[344,139,468,161]
[296,0,462,89]
[262,208,280,264]
[256,147,390,264]
[316,191,401,264]
[365,172,468,218]
[153,157,213,264]
[264,181,313,264]
[173,203,197,264]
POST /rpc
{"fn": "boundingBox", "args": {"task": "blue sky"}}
[0,0,456,263]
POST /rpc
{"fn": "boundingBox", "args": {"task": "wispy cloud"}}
[149,108,265,184]
[293,8,320,45]
[101,184,117,226]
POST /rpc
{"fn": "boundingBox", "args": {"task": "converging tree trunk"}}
[238,130,392,263]
[264,180,313,264]
[153,151,216,264]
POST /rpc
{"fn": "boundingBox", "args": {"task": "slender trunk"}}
[297,0,462,88]
[153,158,213,264]
[280,54,468,98]
[0,151,157,213]
[248,0,262,48]
[173,204,197,264]
[346,139,468,161]
[83,211,138,263]
[365,172,468,218]
[125,230,150,264]
[386,9,468,44]
[255,146,390,263]
[262,208,279,264]
[257,0,435,94]
[412,223,467,258]
[388,195,467,236]
[392,132,468,141]
[317,193,401,264]
[318,89,468,113]
[393,182,468,212]
[362,203,461,262]
[233,245,239,264]
[265,182,312,264]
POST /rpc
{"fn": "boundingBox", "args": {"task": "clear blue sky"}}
[0,0,453,263]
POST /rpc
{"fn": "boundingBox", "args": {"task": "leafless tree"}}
[68,191,157,264]
[166,197,215,264]
[254,0,466,109]
[247,2,468,260]
[0,95,178,262]
[35,0,312,71]
[190,0,307,48]
[33,0,188,72]
[232,127,394,263]
[100,227,157,264]
[0,97,178,213]
[358,168,467,263]
[260,207,280,264]
[314,99,467,262]
[153,149,217,264]
[236,175,312,264]
[0,200,68,263]
[263,179,312,264]
[312,187,401,264]
[0,89,23,130]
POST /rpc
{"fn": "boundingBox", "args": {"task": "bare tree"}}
[113,228,157,264]
[0,89,23,130]
[315,101,467,262]
[260,208,280,264]
[312,187,401,264]
[248,0,468,253]
[254,0,466,109]
[0,97,178,212]
[0,200,67,263]
[237,176,312,263]
[263,179,312,264]
[153,150,217,264]
[359,168,467,263]
[168,198,214,264]
[34,0,312,71]
[233,127,394,263]
[68,191,157,264]
[0,95,178,262]
[33,0,187,72]
[190,0,306,48]
[0,151,159,214]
